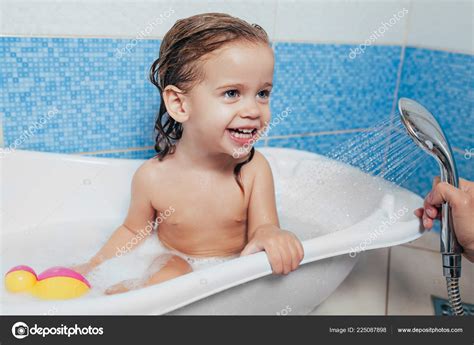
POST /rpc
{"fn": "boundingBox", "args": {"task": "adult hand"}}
[414,177,474,262]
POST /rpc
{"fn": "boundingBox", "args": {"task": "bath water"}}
[1,214,325,304]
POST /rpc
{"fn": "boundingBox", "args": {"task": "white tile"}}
[0,0,277,40]
[310,248,389,315]
[406,0,473,54]
[387,245,474,315]
[274,0,410,45]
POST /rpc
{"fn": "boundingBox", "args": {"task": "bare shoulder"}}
[240,149,273,179]
[132,155,167,186]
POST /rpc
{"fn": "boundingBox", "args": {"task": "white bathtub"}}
[1,147,424,315]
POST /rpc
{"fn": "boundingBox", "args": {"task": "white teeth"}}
[239,129,253,133]
[229,130,253,139]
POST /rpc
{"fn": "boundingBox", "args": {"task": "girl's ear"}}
[162,85,190,123]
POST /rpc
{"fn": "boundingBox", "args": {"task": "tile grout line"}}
[385,247,392,315]
[381,0,410,177]
[73,134,467,157]
[381,44,406,176]
[1,33,471,55]
[400,243,439,254]
[73,146,155,155]
[73,128,372,156]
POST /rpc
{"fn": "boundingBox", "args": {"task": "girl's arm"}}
[72,163,157,274]
[246,151,280,239]
[240,151,304,275]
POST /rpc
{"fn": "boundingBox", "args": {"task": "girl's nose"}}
[239,100,261,119]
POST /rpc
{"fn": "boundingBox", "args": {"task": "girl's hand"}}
[240,224,304,275]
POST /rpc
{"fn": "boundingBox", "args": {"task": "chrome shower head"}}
[398,98,464,315]
[398,97,462,258]
[398,98,459,188]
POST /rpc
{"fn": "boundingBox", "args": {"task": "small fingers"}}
[294,235,305,262]
[280,241,293,275]
[266,232,305,275]
[287,241,301,271]
[282,235,305,274]
[290,234,304,267]
[265,243,284,275]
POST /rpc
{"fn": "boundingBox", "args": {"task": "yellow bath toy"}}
[5,265,91,300]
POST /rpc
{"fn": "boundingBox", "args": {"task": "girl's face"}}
[185,41,274,159]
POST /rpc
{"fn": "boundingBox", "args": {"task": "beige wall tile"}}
[387,245,474,315]
[403,230,438,252]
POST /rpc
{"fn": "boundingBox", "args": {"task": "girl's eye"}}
[258,90,271,99]
[224,90,239,99]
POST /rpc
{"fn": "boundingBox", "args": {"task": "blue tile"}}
[1,37,162,153]
[398,47,474,150]
[270,43,401,136]
[399,151,473,197]
[455,151,474,187]
[1,36,471,176]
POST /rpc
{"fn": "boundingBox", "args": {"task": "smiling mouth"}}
[226,127,258,139]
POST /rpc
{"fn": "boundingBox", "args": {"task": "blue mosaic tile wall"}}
[1,36,473,198]
[271,43,401,135]
[1,37,161,153]
[398,48,473,150]
[267,132,357,156]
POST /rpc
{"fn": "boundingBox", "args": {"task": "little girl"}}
[73,12,304,295]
